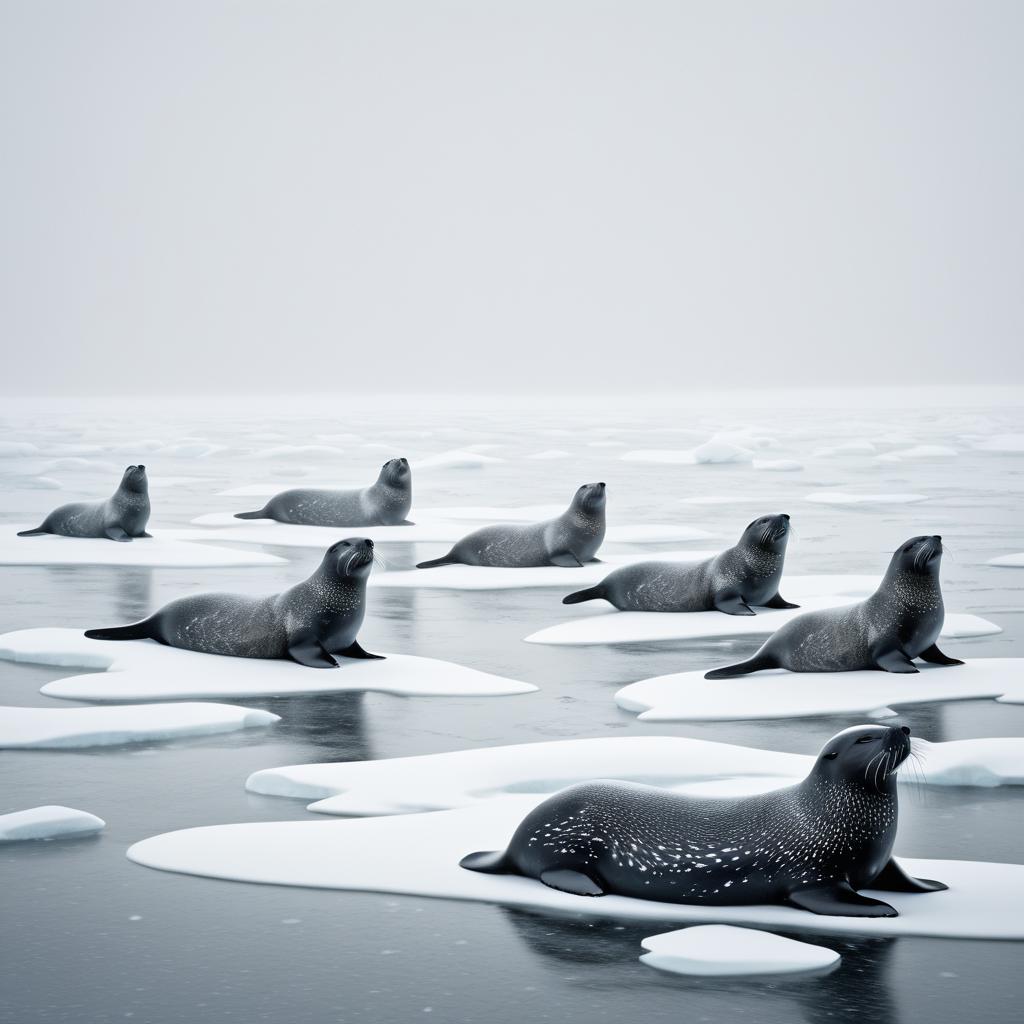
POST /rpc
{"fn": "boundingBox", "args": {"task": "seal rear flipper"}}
[787,882,897,918]
[713,594,756,616]
[873,649,919,674]
[234,509,268,520]
[105,526,131,542]
[16,527,49,537]
[84,620,154,642]
[704,652,777,679]
[288,641,339,669]
[337,640,385,660]
[871,858,948,893]
[416,553,457,569]
[539,868,605,897]
[549,550,584,568]
[918,643,964,667]
[562,585,605,605]
[763,593,800,609]
[459,850,511,874]
[139,531,153,539]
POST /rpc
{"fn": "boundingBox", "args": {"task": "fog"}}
[2,0,1022,395]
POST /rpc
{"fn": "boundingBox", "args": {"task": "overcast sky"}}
[1,1,1022,395]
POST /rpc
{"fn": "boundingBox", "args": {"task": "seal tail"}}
[416,553,456,570]
[459,850,512,874]
[84,619,155,642]
[17,527,49,536]
[233,509,268,520]
[562,585,605,605]
[704,653,777,679]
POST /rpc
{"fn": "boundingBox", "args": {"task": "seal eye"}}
[824,751,839,760]
[856,736,876,744]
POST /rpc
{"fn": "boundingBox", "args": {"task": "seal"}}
[18,465,151,542]
[562,513,796,614]
[416,483,607,569]
[234,458,412,527]
[84,537,382,666]
[705,534,963,678]
[460,724,947,916]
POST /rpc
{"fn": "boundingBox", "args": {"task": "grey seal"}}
[18,465,151,542]
[416,482,607,569]
[705,535,962,678]
[234,458,412,527]
[461,723,946,916]
[562,513,796,614]
[84,537,382,666]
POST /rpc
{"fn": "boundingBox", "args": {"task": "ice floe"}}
[615,659,1024,722]
[974,434,1024,453]
[753,459,803,471]
[640,925,839,976]
[126,799,1024,939]
[0,442,39,457]
[804,491,929,506]
[416,450,504,470]
[526,449,572,460]
[525,580,997,646]
[621,449,697,465]
[0,527,285,568]
[0,629,536,702]
[372,550,718,591]
[0,702,279,749]
[987,553,1024,568]
[881,445,958,460]
[248,734,1024,817]
[692,436,755,464]
[0,806,105,841]
[813,440,877,457]
[154,441,227,458]
[248,445,345,459]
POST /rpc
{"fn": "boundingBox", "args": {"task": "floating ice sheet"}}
[0,629,536,702]
[615,659,1024,722]
[126,799,1024,940]
[0,702,279,749]
[0,805,105,841]
[804,491,929,506]
[1,527,285,568]
[525,579,998,646]
[640,925,840,976]
[987,553,1024,568]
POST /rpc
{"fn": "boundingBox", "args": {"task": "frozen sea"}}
[2,388,1024,1023]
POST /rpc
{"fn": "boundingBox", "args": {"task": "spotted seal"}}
[84,538,381,665]
[562,513,796,614]
[416,482,606,569]
[18,465,151,542]
[705,535,962,678]
[234,458,412,527]
[461,724,946,916]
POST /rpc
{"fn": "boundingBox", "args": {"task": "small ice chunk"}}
[640,925,839,976]
[416,450,504,470]
[987,553,1024,568]
[692,436,755,464]
[0,806,105,841]
[884,445,958,459]
[753,459,803,472]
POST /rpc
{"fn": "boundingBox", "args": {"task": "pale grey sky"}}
[1,0,1022,395]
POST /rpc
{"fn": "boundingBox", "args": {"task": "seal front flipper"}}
[763,593,800,609]
[288,640,339,669]
[139,531,153,539]
[871,858,948,893]
[459,850,510,874]
[713,593,756,616]
[788,882,897,918]
[539,868,605,897]
[104,525,131,542]
[337,640,385,660]
[874,648,919,674]
[548,550,584,568]
[918,643,964,667]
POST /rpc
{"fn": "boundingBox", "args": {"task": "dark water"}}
[2,394,1024,1023]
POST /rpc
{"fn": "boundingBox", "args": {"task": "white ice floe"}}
[373,550,718,591]
[416,450,504,470]
[0,702,279,749]
[753,459,803,472]
[248,734,1024,818]
[692,436,755,464]
[881,445,958,460]
[640,925,839,976]
[804,491,929,506]
[13,476,62,490]
[525,581,997,646]
[248,445,345,459]
[126,799,1024,939]
[0,806,105,841]
[587,440,626,448]
[154,442,227,458]
[974,434,1024,453]
[616,659,1024,722]
[0,442,39,457]
[987,553,1024,568]
[0,629,536,702]
[34,457,121,475]
[526,449,572,460]
[813,440,877,457]
[1,528,285,568]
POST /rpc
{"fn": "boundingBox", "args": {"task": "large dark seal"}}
[705,535,962,678]
[461,724,946,916]
[416,483,607,569]
[18,465,151,542]
[234,458,412,527]
[562,513,796,614]
[84,538,382,666]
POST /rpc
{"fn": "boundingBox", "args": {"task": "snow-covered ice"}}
[247,444,345,459]
[882,445,958,460]
[753,459,803,471]
[804,491,929,506]
[909,738,1024,787]
[987,553,1024,568]
[0,629,536,702]
[692,436,755,464]
[416,450,504,470]
[1,527,285,568]
[973,434,1024,453]
[813,440,877,457]
[126,799,1024,939]
[0,442,39,458]
[526,449,572,460]
[621,449,697,465]
[154,441,226,458]
[615,659,1024,722]
[639,925,839,976]
[0,702,280,749]
[0,806,105,841]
